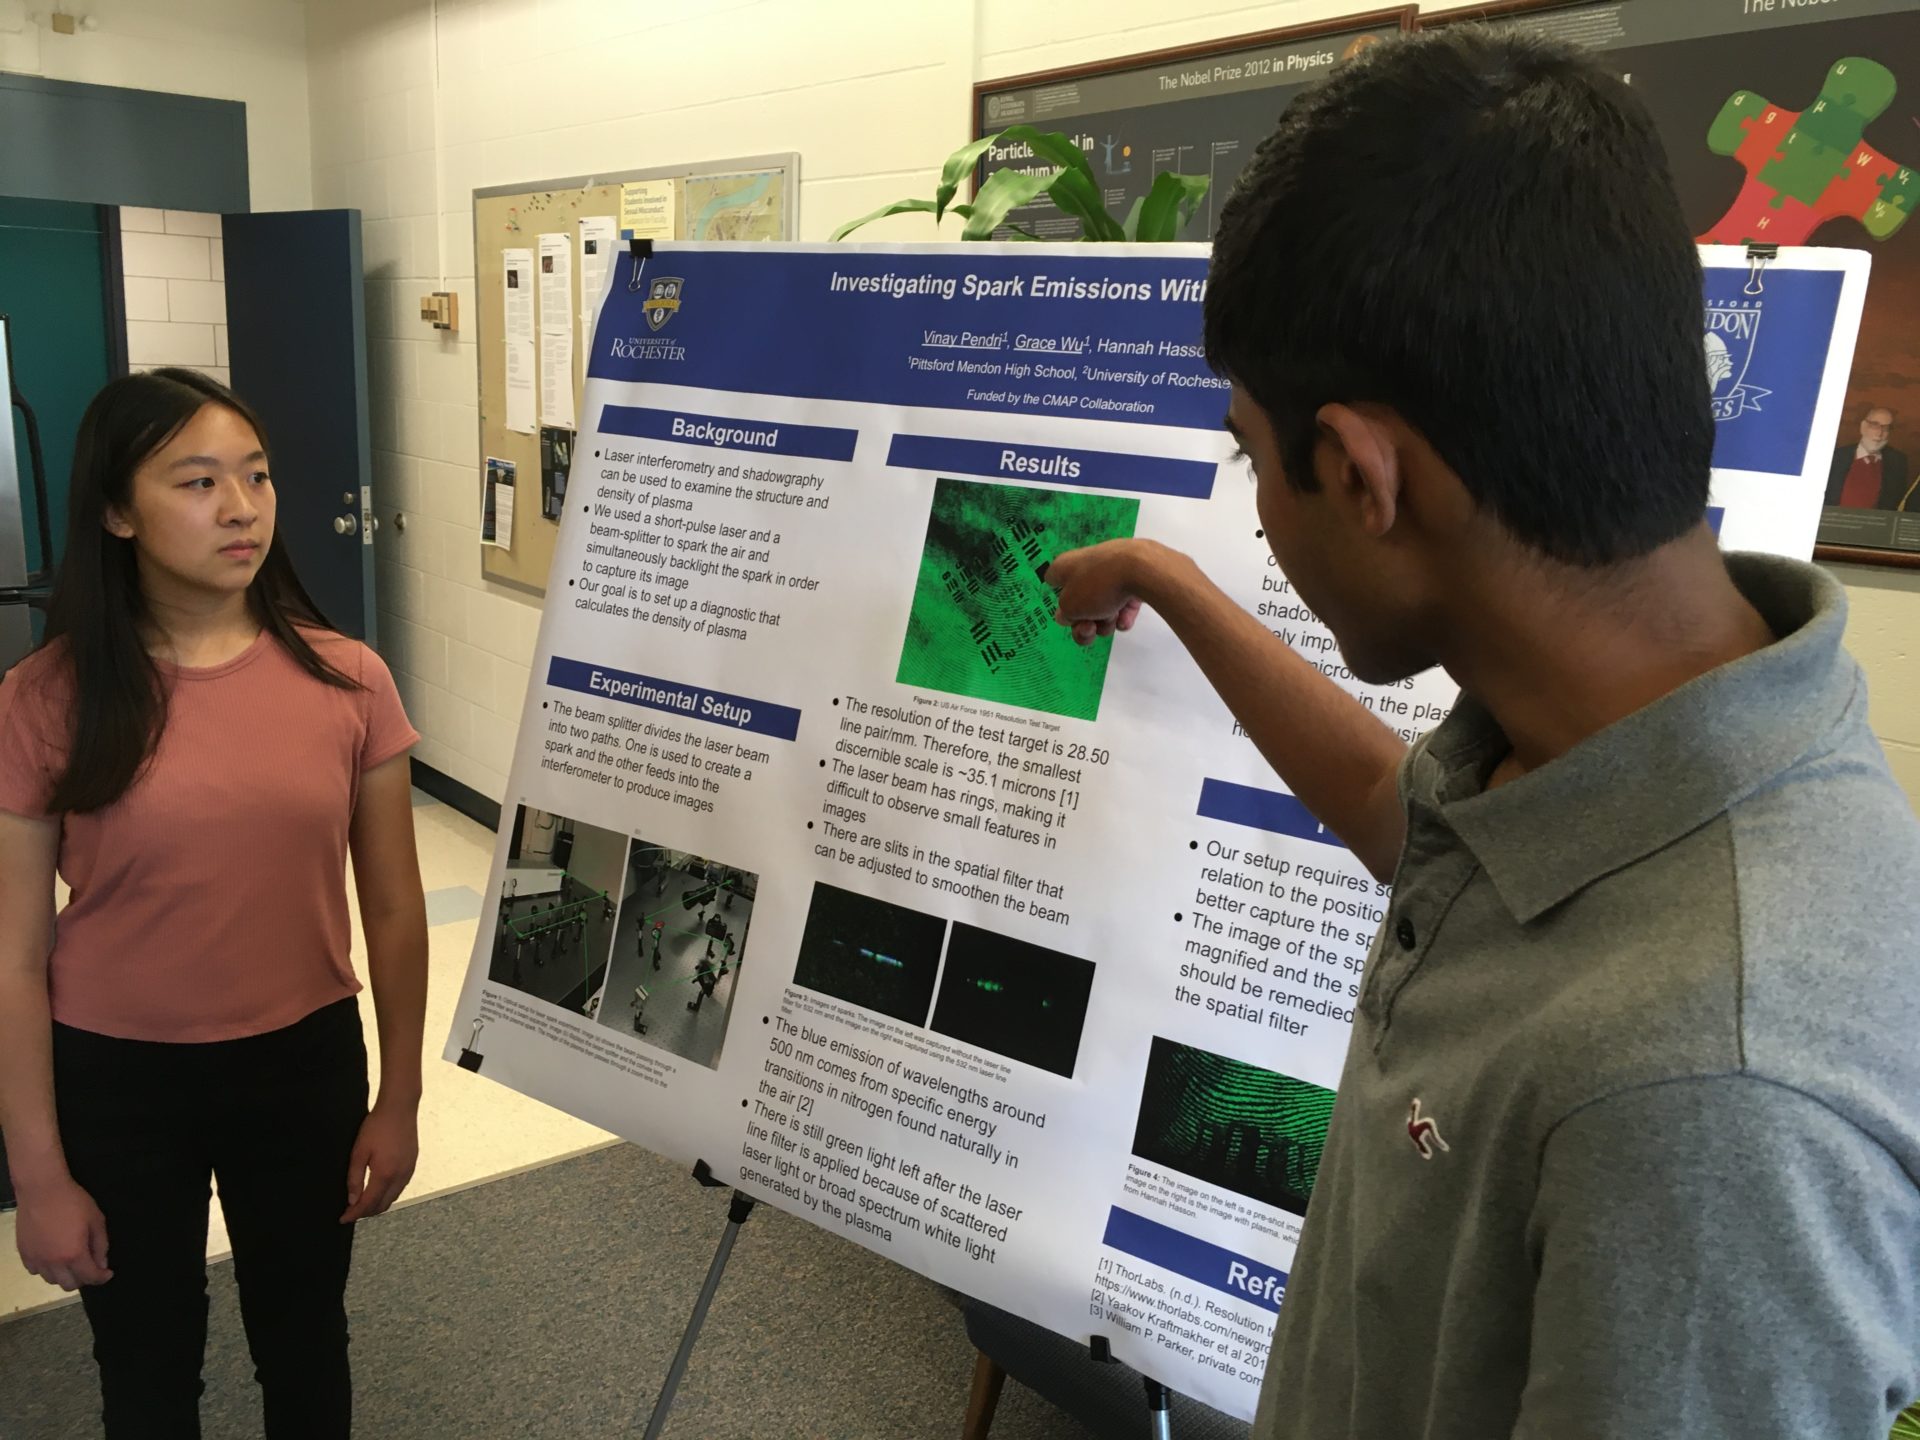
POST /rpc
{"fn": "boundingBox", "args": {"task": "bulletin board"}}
[474,154,800,593]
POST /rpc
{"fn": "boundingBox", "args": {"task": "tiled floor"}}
[0,790,612,1323]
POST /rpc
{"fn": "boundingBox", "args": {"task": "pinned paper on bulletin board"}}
[481,456,515,549]
[540,426,573,521]
[540,334,574,428]
[579,215,617,328]
[538,233,577,429]
[619,179,676,240]
[502,248,536,434]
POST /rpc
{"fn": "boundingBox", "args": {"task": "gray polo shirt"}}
[1253,554,1920,1440]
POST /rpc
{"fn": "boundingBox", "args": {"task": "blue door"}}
[222,209,376,642]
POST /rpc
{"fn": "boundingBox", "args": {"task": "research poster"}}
[445,240,1863,1417]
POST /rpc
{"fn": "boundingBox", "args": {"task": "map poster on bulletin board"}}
[972,9,1415,243]
[682,171,788,242]
[1423,0,1919,565]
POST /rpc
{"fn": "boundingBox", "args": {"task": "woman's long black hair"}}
[37,368,357,815]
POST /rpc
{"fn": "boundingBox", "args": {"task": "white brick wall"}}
[121,231,210,281]
[305,0,978,803]
[302,0,1920,810]
[119,210,230,388]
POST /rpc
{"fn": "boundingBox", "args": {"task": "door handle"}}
[333,513,359,536]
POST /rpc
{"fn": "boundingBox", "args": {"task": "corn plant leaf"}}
[1134,171,1212,244]
[936,134,1006,221]
[830,198,939,243]
[1045,166,1126,243]
[995,125,1100,193]
[1121,195,1147,243]
[989,125,1125,241]
[961,167,1063,241]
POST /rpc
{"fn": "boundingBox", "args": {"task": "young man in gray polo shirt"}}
[1049,28,1920,1440]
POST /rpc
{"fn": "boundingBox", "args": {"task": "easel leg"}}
[961,1351,1005,1440]
[639,1186,757,1438]
[1144,1376,1173,1440]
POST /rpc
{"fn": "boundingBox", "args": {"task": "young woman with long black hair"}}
[0,368,429,1436]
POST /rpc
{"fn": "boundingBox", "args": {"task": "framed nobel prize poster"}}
[972,8,1418,243]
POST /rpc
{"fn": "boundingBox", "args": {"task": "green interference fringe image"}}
[896,477,1140,720]
[1132,1036,1336,1217]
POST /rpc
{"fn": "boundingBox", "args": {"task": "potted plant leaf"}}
[833,126,1209,244]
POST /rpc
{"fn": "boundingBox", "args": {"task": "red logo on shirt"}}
[1408,1099,1450,1160]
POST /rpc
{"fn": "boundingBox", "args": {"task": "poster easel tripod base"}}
[637,1160,755,1439]
[1090,1335,1177,1438]
[638,1161,1179,1437]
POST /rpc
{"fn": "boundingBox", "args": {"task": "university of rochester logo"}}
[1407,1098,1449,1160]
[645,276,685,332]
[1704,296,1770,423]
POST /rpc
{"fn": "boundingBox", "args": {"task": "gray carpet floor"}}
[0,1144,1097,1439]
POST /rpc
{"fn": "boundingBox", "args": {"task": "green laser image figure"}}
[897,478,1139,721]
[1133,1039,1335,1217]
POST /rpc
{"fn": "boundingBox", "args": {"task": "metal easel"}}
[1090,1335,1178,1438]
[635,1160,758,1438]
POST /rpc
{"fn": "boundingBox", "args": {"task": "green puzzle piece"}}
[1762,126,1856,206]
[1708,90,1769,156]
[1795,95,1869,156]
[1866,165,1917,240]
[1818,56,1897,122]
[1758,58,1897,207]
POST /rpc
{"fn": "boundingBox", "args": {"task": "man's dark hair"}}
[1205,29,1712,566]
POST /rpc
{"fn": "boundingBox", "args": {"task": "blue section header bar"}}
[1101,1207,1288,1314]
[547,657,801,741]
[588,246,1224,431]
[885,433,1216,500]
[599,403,858,462]
[1197,779,1342,848]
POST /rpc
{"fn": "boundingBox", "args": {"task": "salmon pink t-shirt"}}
[0,629,418,1042]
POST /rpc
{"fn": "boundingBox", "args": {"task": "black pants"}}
[52,998,369,1439]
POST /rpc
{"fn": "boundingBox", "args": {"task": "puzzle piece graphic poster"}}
[1701,56,1916,247]
[1429,1,1918,543]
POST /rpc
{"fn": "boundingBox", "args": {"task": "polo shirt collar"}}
[1417,554,1858,924]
